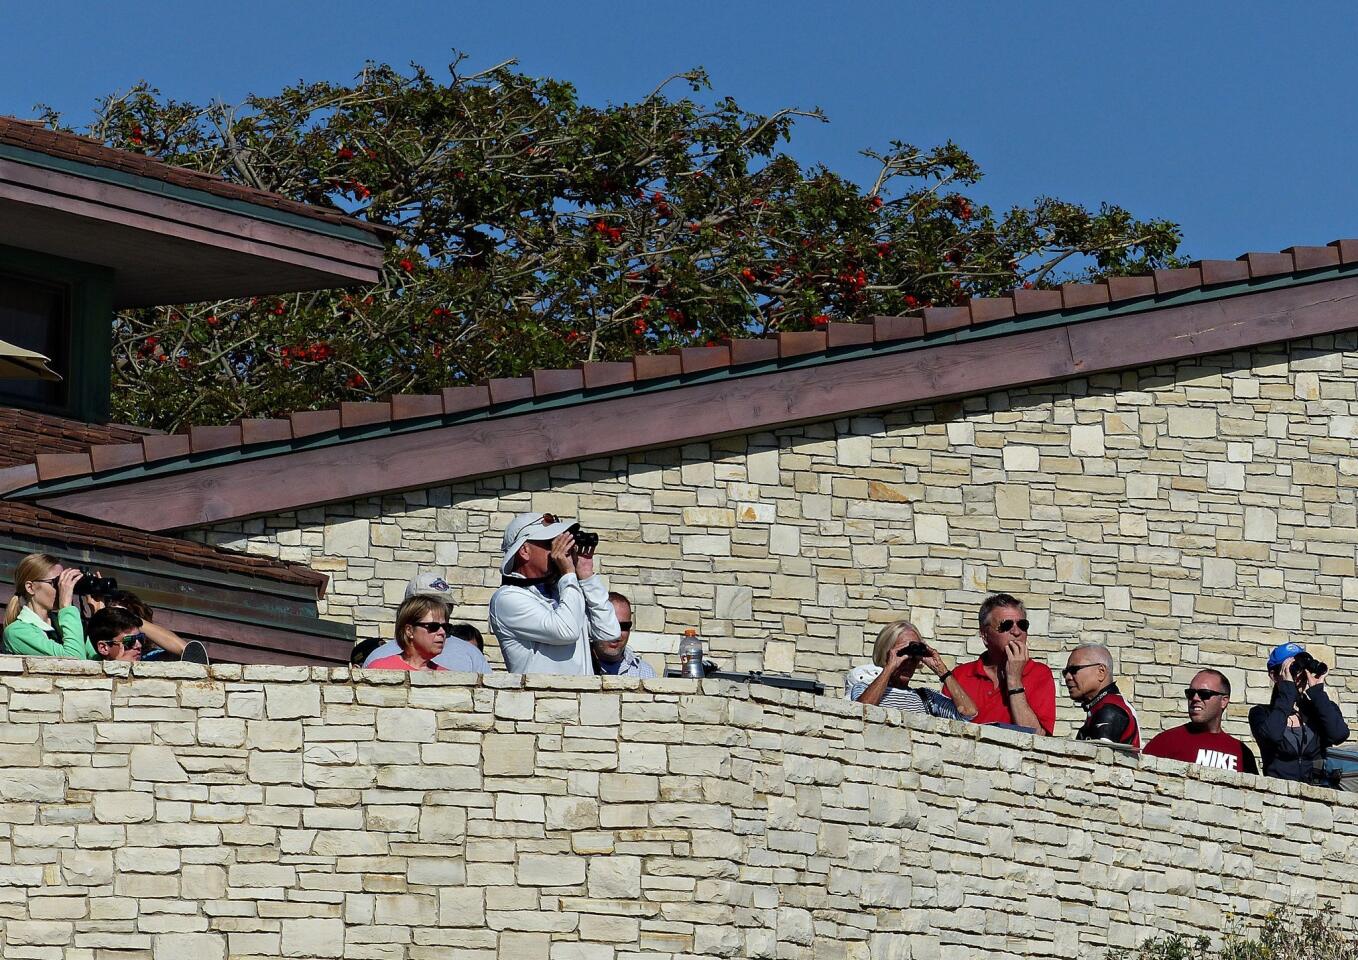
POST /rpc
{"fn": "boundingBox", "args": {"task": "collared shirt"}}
[366,654,446,672]
[595,647,656,678]
[945,655,1057,734]
[2,605,94,660]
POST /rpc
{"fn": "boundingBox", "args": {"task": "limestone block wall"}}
[197,332,1358,740]
[0,659,1354,960]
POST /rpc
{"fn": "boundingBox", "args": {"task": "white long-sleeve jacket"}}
[489,572,621,675]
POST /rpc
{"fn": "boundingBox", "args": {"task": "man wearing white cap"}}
[360,572,491,673]
[489,512,621,675]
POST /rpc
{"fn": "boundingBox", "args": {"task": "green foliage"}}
[1108,913,1358,960]
[39,55,1186,428]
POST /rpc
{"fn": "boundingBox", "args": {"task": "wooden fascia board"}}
[33,271,1358,532]
[155,608,355,663]
[0,155,382,290]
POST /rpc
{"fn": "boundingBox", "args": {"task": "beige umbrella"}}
[0,339,59,381]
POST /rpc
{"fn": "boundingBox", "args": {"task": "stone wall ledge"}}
[0,655,1342,807]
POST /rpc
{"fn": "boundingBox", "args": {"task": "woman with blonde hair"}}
[366,595,451,671]
[849,619,976,721]
[2,553,94,658]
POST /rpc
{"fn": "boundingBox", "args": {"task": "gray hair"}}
[978,593,1024,630]
[1070,642,1114,672]
[871,620,920,668]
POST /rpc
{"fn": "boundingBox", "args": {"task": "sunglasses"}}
[1185,688,1227,701]
[1060,663,1101,677]
[411,621,451,634]
[617,621,633,631]
[996,618,1030,633]
[110,633,145,649]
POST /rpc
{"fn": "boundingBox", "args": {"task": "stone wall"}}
[0,659,1355,960]
[198,331,1358,740]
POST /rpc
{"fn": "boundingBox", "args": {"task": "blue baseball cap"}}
[1267,642,1305,670]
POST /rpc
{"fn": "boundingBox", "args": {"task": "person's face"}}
[594,599,632,663]
[1062,651,1107,700]
[25,562,63,608]
[981,604,1027,656]
[1185,670,1230,727]
[404,617,448,661]
[889,628,923,681]
[98,629,143,663]
[515,540,553,579]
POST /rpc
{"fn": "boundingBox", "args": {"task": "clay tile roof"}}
[0,117,389,239]
[7,234,1358,493]
[0,500,325,590]
[0,408,153,469]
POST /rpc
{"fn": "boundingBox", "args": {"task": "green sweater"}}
[2,605,95,659]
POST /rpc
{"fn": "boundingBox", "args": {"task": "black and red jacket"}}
[1076,682,1141,750]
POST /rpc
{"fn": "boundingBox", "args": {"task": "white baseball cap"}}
[405,571,456,602]
[500,512,577,574]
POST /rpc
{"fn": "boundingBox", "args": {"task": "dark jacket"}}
[1075,682,1141,750]
[1249,681,1349,784]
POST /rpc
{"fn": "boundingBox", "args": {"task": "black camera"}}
[1290,650,1329,682]
[899,641,930,658]
[73,572,118,598]
[572,530,599,551]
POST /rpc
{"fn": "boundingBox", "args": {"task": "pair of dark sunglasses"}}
[1061,663,1100,677]
[997,618,1030,633]
[1185,688,1226,701]
[617,621,633,631]
[411,621,451,634]
[111,632,145,649]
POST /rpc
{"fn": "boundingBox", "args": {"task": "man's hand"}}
[1003,636,1030,687]
[548,532,576,577]
[573,539,596,580]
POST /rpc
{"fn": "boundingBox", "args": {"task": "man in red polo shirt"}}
[942,593,1056,734]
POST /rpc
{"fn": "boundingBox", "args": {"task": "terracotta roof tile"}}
[726,338,779,364]
[968,296,1016,324]
[1198,259,1251,285]
[1330,239,1358,264]
[339,402,392,428]
[289,409,342,438]
[1153,266,1202,294]
[441,384,491,414]
[0,117,387,239]
[390,394,443,420]
[0,409,150,469]
[1062,282,1110,308]
[531,369,585,397]
[1012,289,1062,315]
[633,354,682,378]
[1240,251,1295,278]
[826,322,874,348]
[581,362,635,388]
[487,378,534,405]
[142,434,191,462]
[1106,276,1156,300]
[922,306,971,333]
[777,331,826,357]
[189,424,243,453]
[872,315,925,342]
[677,345,731,373]
[0,500,324,590]
[1285,245,1339,271]
[240,419,293,445]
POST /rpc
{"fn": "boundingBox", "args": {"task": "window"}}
[0,272,69,409]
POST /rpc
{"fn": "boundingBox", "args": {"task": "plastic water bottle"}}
[679,629,705,678]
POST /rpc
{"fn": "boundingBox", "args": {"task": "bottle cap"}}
[683,628,697,636]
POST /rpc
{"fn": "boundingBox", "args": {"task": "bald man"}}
[1062,642,1141,750]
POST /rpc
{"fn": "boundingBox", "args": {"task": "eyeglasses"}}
[1185,688,1227,701]
[411,621,451,634]
[996,618,1030,633]
[111,633,145,649]
[1061,663,1101,677]
[617,621,633,631]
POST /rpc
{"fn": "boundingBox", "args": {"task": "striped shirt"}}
[849,682,966,720]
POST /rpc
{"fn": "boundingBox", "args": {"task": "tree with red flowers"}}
[42,56,1185,428]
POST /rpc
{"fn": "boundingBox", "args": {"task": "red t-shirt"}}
[944,656,1057,734]
[365,655,444,671]
[1143,724,1258,774]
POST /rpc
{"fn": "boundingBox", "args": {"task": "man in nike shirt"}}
[1144,668,1257,774]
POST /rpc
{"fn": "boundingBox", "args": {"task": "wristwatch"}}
[1007,686,1025,696]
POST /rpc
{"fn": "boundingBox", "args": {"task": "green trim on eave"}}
[0,142,384,248]
[10,260,1358,499]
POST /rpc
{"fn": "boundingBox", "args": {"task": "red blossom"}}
[811,314,829,328]
[337,146,354,160]
[399,258,415,272]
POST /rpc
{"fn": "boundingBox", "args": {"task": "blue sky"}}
[4,1,1356,261]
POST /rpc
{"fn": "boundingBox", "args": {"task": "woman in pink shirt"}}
[367,596,450,671]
